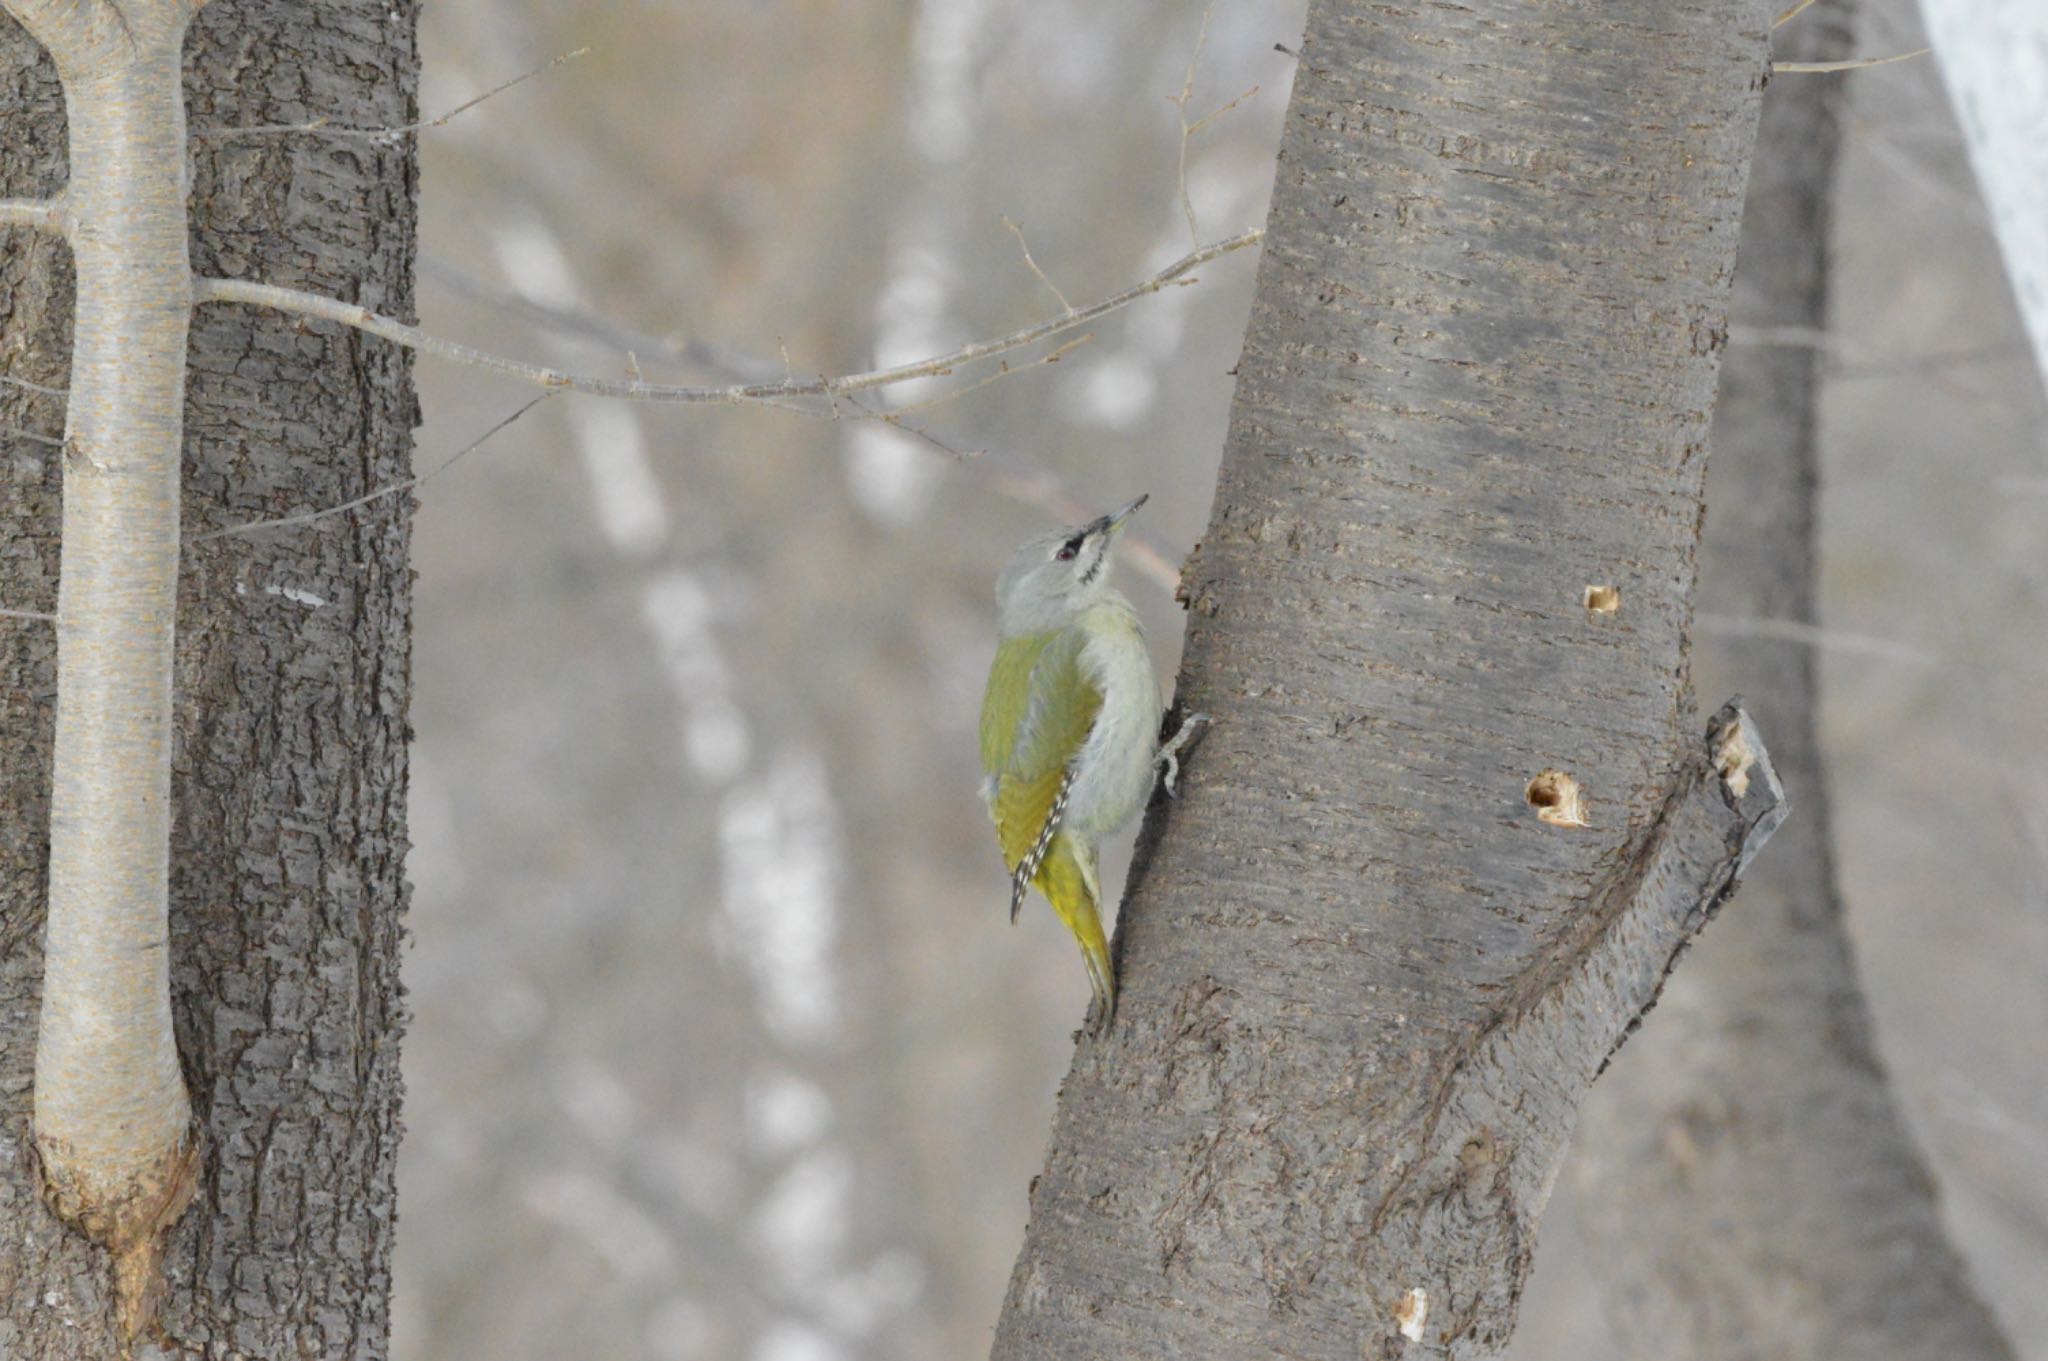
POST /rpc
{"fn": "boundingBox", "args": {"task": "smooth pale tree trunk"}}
[9,5,202,1334]
[1562,6,2017,1357]
[0,2,417,1354]
[990,3,1779,1359]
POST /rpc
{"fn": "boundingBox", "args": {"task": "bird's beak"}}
[1085,494,1148,539]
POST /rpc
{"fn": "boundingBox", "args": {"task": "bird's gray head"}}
[995,495,1147,637]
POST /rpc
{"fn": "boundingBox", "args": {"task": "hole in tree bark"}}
[1525,769,1590,828]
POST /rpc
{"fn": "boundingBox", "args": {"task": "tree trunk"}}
[989,3,1776,1358]
[0,2,417,1354]
[1560,5,2017,1356]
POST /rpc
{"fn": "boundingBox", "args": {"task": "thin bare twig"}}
[1695,612,1934,665]
[190,392,557,541]
[995,462,1181,591]
[1172,4,1216,250]
[1187,83,1260,138]
[0,196,64,234]
[192,229,1263,406]
[1730,322,2036,381]
[1831,342,2035,381]
[856,404,1183,591]
[1849,112,1988,228]
[3,425,65,447]
[1732,319,2032,365]
[1775,47,1930,73]
[1170,5,1261,250]
[1001,216,1072,313]
[417,250,1191,595]
[197,48,590,142]
[427,256,925,413]
[1729,322,1838,351]
[882,334,1093,419]
[1773,0,1821,27]
[421,255,778,380]
[0,606,56,623]
[847,412,1184,593]
[0,371,68,397]
[861,405,982,460]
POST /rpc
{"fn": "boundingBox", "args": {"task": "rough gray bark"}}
[989,3,1775,1358]
[1561,6,2018,1357]
[0,2,417,1355]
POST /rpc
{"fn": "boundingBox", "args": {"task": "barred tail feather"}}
[1010,767,1075,924]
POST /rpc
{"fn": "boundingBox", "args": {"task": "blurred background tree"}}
[1551,2,2014,1357]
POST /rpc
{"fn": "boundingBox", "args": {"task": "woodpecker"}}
[978,495,1204,1029]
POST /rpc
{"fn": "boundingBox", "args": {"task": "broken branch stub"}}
[1706,698,1788,877]
[1373,699,1788,1348]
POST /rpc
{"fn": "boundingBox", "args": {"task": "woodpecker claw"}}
[1156,711,1211,798]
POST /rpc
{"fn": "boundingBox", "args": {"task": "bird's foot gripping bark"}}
[1156,711,1210,798]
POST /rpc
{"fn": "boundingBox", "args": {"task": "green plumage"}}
[979,627,1115,1018]
[980,631,1095,783]
[981,496,1165,1029]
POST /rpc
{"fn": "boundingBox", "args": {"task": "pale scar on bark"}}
[34,1128,201,1349]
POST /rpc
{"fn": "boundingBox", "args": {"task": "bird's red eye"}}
[1055,544,1078,562]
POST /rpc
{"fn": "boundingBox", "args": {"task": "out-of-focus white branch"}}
[190,229,1262,406]
[1922,0,2048,388]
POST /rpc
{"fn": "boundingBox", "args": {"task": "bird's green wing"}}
[979,628,1100,872]
[980,632,1052,777]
